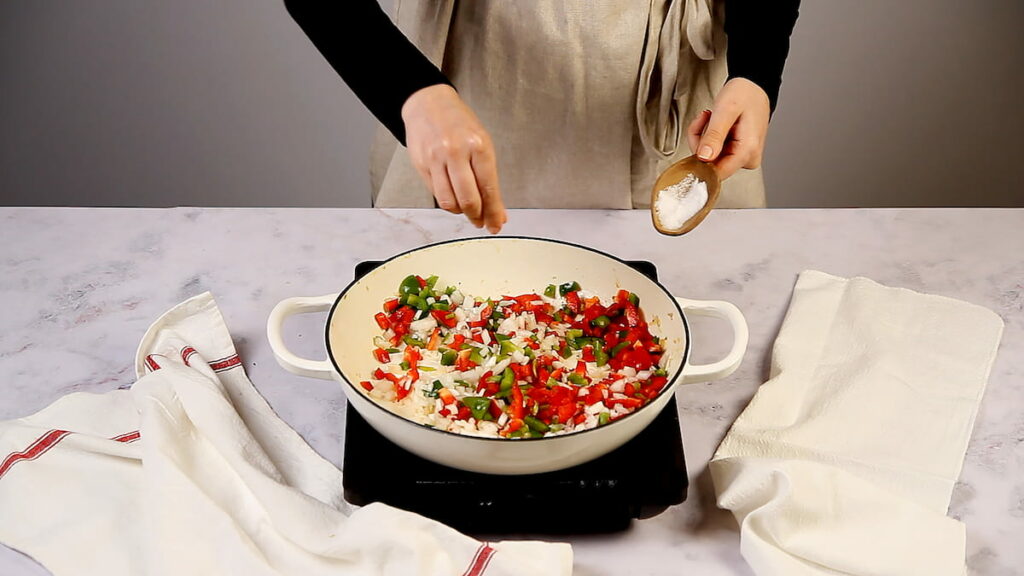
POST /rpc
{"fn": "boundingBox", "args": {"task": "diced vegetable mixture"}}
[359,275,670,438]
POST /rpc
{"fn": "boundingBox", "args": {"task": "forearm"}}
[724,0,801,113]
[284,0,452,144]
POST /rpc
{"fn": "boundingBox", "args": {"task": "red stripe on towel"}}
[111,431,141,444]
[462,542,496,576]
[145,355,161,372]
[0,429,72,480]
[209,355,241,372]
[181,346,198,366]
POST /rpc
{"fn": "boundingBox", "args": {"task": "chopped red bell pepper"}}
[394,378,412,401]
[359,381,374,392]
[581,345,596,363]
[624,304,642,328]
[426,327,441,351]
[585,384,606,405]
[430,308,458,329]
[488,399,504,419]
[555,402,576,424]
[606,397,642,408]
[437,387,456,405]
[455,349,476,371]
[564,291,581,315]
[383,298,401,313]
[374,312,391,330]
[510,385,526,420]
[373,348,390,363]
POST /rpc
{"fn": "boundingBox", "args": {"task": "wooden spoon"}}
[650,155,721,236]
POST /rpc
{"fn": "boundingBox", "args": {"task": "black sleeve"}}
[284,0,452,145]
[724,0,801,114]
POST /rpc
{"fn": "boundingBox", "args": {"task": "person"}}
[285,1,800,234]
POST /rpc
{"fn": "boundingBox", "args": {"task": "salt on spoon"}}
[650,154,721,236]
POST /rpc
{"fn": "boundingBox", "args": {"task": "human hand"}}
[402,84,507,234]
[686,78,771,181]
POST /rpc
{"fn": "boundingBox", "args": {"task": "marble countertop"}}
[1,207,1022,575]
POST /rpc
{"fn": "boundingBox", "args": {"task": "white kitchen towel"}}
[710,270,1004,576]
[0,293,572,576]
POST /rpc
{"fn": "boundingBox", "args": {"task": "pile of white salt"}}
[654,173,708,230]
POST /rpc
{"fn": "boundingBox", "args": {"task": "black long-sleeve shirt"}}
[285,1,800,145]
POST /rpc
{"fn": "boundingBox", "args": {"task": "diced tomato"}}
[625,382,637,396]
[585,384,606,405]
[359,381,374,392]
[373,348,390,363]
[534,310,554,325]
[450,334,466,349]
[372,368,385,380]
[383,298,401,313]
[618,348,654,370]
[471,331,485,344]
[573,413,588,425]
[505,418,525,434]
[574,361,587,375]
[416,275,427,288]
[437,387,456,405]
[374,312,391,330]
[457,405,472,420]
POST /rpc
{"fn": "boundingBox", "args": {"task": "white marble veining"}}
[1,207,1022,575]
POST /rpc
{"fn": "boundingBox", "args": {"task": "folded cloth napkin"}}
[0,293,572,576]
[710,271,1004,576]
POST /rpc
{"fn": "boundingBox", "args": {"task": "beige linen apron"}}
[371,0,765,210]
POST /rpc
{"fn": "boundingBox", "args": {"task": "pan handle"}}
[266,294,338,380]
[675,297,748,385]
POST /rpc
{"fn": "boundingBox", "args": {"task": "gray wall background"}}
[2,1,1022,208]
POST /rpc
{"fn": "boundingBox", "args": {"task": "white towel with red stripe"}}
[0,293,572,576]
[710,271,1004,576]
